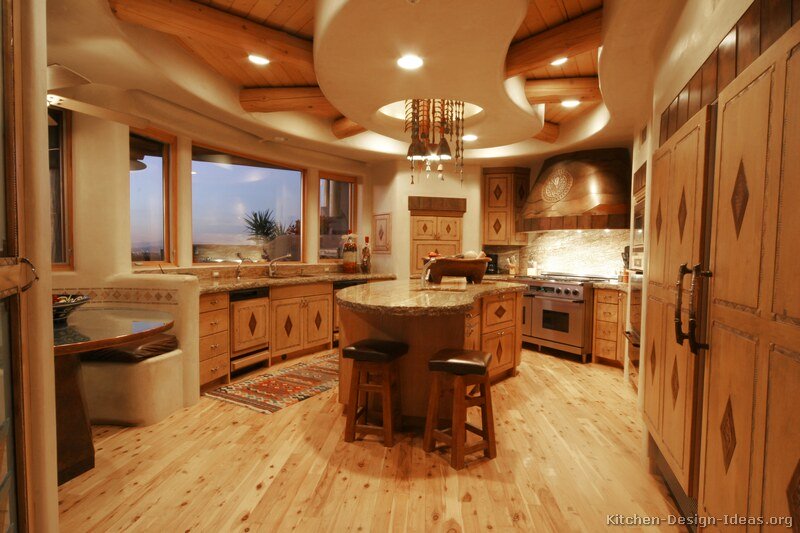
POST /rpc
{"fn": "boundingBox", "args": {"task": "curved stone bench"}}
[80,334,184,426]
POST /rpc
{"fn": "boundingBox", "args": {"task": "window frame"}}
[318,172,357,263]
[49,106,74,270]
[190,142,306,265]
[129,127,177,268]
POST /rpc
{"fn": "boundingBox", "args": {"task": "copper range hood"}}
[519,148,631,232]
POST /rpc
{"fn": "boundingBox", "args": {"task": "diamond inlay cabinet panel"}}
[231,296,269,356]
[647,150,671,287]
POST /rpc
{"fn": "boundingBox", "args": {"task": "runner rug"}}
[205,351,339,414]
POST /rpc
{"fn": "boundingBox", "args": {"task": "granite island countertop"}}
[198,273,395,294]
[592,281,628,291]
[336,278,526,317]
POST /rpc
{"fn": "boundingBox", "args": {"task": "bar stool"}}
[423,349,497,470]
[343,339,408,447]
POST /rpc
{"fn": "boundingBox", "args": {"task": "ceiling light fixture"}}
[550,57,568,66]
[561,99,581,108]
[248,54,270,66]
[397,54,423,70]
[405,99,465,184]
[462,134,478,142]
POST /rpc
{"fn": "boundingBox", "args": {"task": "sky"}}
[130,158,303,248]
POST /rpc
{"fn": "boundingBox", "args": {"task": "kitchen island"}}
[336,278,526,423]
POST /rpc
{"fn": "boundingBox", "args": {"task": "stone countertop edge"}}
[591,281,629,291]
[198,273,396,295]
[336,280,527,317]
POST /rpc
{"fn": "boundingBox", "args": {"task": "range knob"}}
[572,289,579,296]
[555,288,562,294]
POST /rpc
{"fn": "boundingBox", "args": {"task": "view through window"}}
[130,133,168,262]
[48,107,70,265]
[319,176,354,260]
[191,146,303,263]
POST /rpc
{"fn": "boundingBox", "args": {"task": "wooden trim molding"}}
[331,116,366,139]
[239,87,336,114]
[408,196,467,214]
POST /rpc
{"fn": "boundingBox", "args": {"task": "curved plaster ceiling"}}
[314,0,543,149]
[45,0,686,166]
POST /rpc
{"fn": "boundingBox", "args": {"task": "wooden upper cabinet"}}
[413,241,459,272]
[437,217,461,241]
[411,216,437,239]
[483,168,530,246]
[486,175,510,208]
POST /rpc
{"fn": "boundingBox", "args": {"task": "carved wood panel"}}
[643,297,664,434]
[647,149,671,287]
[484,210,508,244]
[305,294,331,347]
[271,298,303,354]
[486,176,510,208]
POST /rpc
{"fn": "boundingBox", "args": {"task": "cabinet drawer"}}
[595,303,619,323]
[200,331,228,361]
[594,321,617,342]
[482,293,515,331]
[595,290,620,304]
[200,353,229,385]
[594,338,617,360]
[465,300,481,325]
[200,292,229,313]
[200,308,229,337]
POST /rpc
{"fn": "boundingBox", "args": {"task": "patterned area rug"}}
[205,352,339,414]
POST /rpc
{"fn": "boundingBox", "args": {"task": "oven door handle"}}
[533,295,584,304]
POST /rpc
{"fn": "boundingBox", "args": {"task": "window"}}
[319,175,356,260]
[191,145,303,263]
[130,132,171,263]
[48,107,72,266]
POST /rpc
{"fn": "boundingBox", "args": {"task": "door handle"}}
[674,263,691,345]
[686,263,712,354]
[522,306,526,325]
[20,258,39,292]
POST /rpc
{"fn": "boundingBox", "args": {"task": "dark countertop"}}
[198,273,396,294]
[336,278,526,317]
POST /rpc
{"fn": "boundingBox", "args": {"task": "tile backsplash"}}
[487,229,629,278]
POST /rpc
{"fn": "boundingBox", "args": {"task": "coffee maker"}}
[486,253,499,274]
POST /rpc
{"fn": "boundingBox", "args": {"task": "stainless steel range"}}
[517,272,610,363]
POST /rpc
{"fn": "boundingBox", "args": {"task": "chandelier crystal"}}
[404,99,465,184]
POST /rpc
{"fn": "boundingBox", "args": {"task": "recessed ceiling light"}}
[561,99,581,108]
[462,134,478,142]
[550,57,568,66]
[397,54,423,70]
[248,54,270,66]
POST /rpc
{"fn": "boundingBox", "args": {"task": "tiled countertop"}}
[336,278,526,317]
[198,273,395,294]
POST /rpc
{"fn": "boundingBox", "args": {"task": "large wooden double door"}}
[644,106,712,496]
[698,24,800,528]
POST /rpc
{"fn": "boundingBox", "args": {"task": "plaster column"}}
[175,136,194,267]
[19,0,60,529]
[303,168,320,263]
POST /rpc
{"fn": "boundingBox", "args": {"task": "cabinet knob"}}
[210,300,218,305]
[210,321,218,326]
[211,366,220,373]
[211,344,219,349]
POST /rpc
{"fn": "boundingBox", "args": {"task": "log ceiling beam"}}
[533,121,559,143]
[108,0,314,74]
[525,77,601,104]
[331,116,367,139]
[506,9,603,78]
[240,87,337,114]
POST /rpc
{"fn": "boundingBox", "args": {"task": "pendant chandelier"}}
[405,99,465,184]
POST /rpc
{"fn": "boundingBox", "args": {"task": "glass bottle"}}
[361,236,372,274]
[342,232,358,273]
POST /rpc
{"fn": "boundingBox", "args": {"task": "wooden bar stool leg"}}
[344,362,361,442]
[381,365,394,447]
[451,375,467,470]
[480,376,497,459]
[423,373,442,452]
[391,361,402,433]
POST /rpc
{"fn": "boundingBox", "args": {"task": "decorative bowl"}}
[423,257,491,284]
[52,294,91,327]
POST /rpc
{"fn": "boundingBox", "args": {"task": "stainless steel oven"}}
[531,294,586,352]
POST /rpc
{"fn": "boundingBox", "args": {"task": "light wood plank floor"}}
[58,349,683,532]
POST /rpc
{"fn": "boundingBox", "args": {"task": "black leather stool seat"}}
[428,349,492,376]
[342,339,409,363]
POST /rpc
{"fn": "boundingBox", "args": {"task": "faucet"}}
[268,254,292,277]
[235,253,254,280]
[421,257,437,287]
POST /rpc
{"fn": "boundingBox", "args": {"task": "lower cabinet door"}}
[643,296,665,434]
[481,328,515,376]
[271,298,303,355]
[464,320,480,351]
[231,297,269,355]
[305,294,332,347]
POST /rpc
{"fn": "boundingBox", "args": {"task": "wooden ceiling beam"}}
[533,121,559,143]
[108,0,314,74]
[524,77,601,104]
[506,9,603,78]
[331,116,367,139]
[239,86,337,114]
